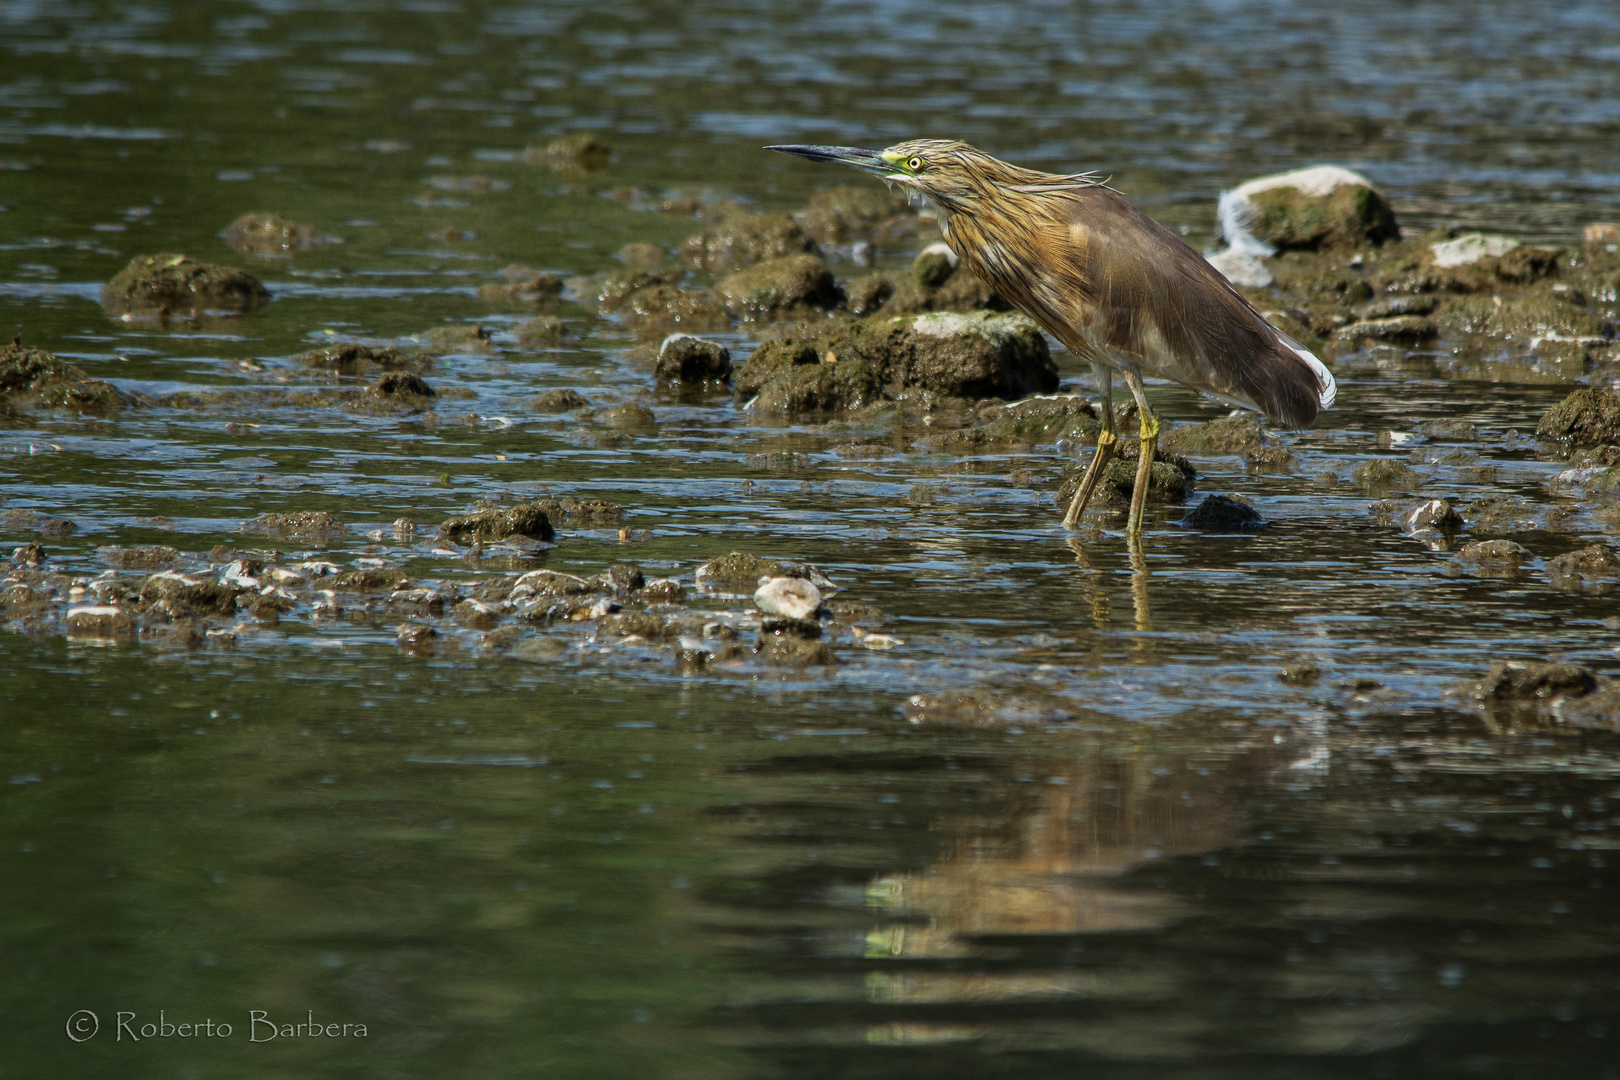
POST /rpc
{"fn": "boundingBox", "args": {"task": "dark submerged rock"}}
[655,335,732,383]
[296,343,423,374]
[528,388,590,412]
[101,253,268,317]
[1182,494,1263,531]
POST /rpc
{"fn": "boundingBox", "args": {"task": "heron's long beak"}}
[765,144,893,177]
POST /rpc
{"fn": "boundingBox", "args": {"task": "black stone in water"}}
[1182,493,1263,531]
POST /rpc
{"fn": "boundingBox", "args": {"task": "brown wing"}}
[953,188,1324,428]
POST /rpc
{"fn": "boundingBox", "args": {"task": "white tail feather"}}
[1275,330,1336,409]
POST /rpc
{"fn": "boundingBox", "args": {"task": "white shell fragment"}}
[754,576,822,621]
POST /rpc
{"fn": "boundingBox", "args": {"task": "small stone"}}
[1182,494,1263,531]
[438,503,555,544]
[10,542,45,567]
[1353,459,1420,489]
[514,316,571,345]
[529,388,589,412]
[1546,544,1620,588]
[1404,499,1463,532]
[755,576,822,620]
[397,623,438,649]
[525,133,611,174]
[1583,223,1620,245]
[601,403,657,431]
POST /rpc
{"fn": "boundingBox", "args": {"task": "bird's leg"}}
[1061,364,1116,529]
[1123,371,1159,540]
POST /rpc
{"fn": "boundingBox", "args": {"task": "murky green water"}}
[4,2,1620,1076]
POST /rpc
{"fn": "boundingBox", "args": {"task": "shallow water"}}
[3,1,1619,1076]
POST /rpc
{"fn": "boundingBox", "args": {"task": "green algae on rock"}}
[716,254,841,318]
[100,253,269,317]
[791,184,912,246]
[524,133,611,174]
[1537,388,1620,449]
[439,502,556,545]
[0,342,129,414]
[1220,166,1400,253]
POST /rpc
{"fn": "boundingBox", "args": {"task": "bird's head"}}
[766,139,995,212]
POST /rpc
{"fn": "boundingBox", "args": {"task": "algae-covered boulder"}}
[793,184,911,245]
[655,335,732,383]
[1219,166,1400,253]
[514,316,571,346]
[528,388,589,412]
[618,285,729,337]
[220,212,322,255]
[878,245,1006,314]
[439,502,555,544]
[101,253,269,317]
[972,395,1100,445]
[356,372,436,413]
[1537,388,1620,449]
[716,254,841,318]
[738,311,1056,413]
[751,360,879,413]
[1159,415,1270,457]
[833,311,1057,399]
[1430,233,1520,269]
[1056,446,1195,508]
[733,339,820,398]
[0,342,128,414]
[1475,661,1596,702]
[679,211,815,274]
[1431,282,1609,341]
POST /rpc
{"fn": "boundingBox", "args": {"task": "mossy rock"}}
[1237,174,1400,251]
[679,211,815,274]
[974,395,1100,445]
[0,343,128,414]
[618,285,730,337]
[1538,388,1620,448]
[1159,415,1270,457]
[438,502,555,544]
[751,358,879,413]
[716,254,840,318]
[1055,447,1196,508]
[733,339,820,399]
[828,310,1057,399]
[101,253,268,316]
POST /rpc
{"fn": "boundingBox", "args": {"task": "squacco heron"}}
[767,140,1336,540]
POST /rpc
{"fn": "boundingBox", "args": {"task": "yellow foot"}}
[1126,420,1158,538]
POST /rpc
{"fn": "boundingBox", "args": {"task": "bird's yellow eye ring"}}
[907,156,924,172]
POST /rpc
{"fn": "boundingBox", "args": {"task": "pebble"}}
[754,576,822,620]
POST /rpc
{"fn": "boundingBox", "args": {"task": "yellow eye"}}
[907,156,924,171]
